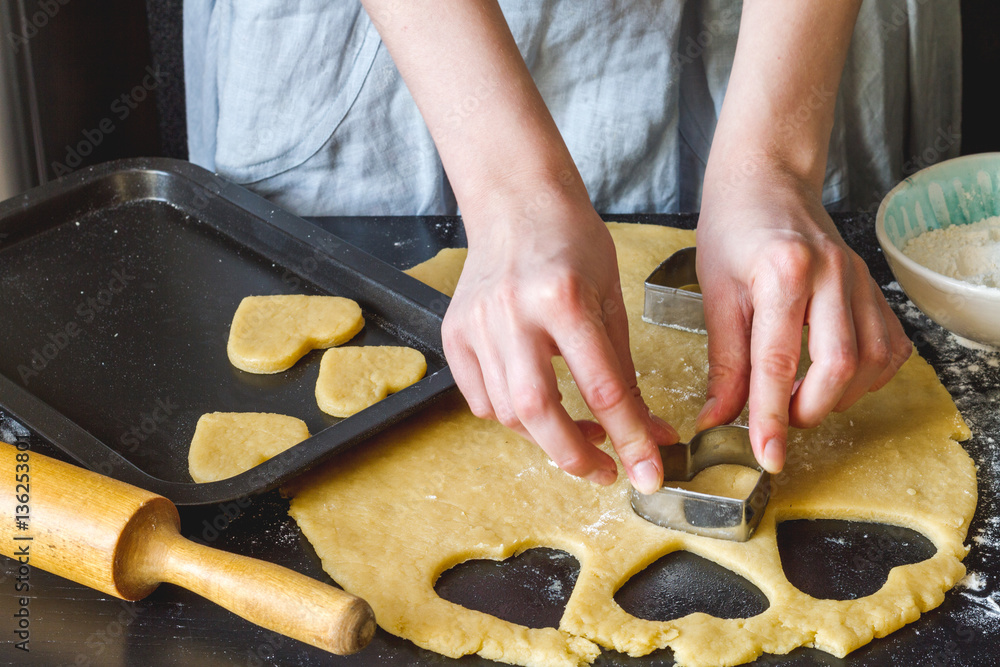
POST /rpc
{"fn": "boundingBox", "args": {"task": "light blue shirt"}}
[184,0,961,217]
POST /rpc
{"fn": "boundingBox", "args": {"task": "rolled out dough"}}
[227,295,364,373]
[315,346,427,417]
[214,224,976,666]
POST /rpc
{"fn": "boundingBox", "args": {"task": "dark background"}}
[3,0,998,190]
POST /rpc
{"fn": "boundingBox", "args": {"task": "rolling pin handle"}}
[155,531,376,655]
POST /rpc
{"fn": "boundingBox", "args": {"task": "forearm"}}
[705,0,862,193]
[361,0,585,232]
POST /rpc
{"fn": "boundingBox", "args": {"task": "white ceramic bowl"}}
[876,153,1000,349]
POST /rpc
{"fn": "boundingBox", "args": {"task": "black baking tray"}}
[0,158,455,505]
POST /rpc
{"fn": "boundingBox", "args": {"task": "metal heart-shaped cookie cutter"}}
[642,246,706,334]
[630,425,771,541]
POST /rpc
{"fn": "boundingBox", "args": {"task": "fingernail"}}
[585,468,617,486]
[696,397,717,431]
[630,459,662,495]
[761,438,785,474]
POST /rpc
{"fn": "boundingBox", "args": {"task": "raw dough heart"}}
[314,346,427,418]
[227,295,364,373]
[669,463,761,500]
[188,412,309,483]
[205,224,976,667]
[403,247,468,297]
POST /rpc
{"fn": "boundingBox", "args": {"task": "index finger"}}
[748,287,809,474]
[555,316,677,494]
[504,332,619,485]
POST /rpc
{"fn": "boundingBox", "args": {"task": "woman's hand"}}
[692,0,913,472]
[360,0,676,492]
[695,163,911,473]
[444,188,677,493]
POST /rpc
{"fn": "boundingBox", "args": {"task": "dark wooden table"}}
[2,213,997,667]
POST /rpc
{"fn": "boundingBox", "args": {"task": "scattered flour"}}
[884,280,1000,637]
[902,217,1000,288]
[581,509,626,536]
[0,414,30,445]
[959,571,987,592]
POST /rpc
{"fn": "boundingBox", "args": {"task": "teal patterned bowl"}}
[876,153,1000,348]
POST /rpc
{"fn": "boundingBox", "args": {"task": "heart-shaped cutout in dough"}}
[188,412,310,483]
[315,346,427,418]
[776,519,935,600]
[227,295,364,374]
[435,548,580,630]
[615,550,769,621]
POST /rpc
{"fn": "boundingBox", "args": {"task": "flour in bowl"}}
[902,217,1000,288]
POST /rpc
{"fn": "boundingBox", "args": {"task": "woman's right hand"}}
[444,183,677,494]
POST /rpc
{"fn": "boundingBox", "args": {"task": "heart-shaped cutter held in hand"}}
[630,425,771,541]
[642,246,706,334]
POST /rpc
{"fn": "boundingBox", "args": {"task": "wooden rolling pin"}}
[0,441,375,655]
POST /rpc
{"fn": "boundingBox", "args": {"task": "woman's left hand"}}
[694,162,912,473]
